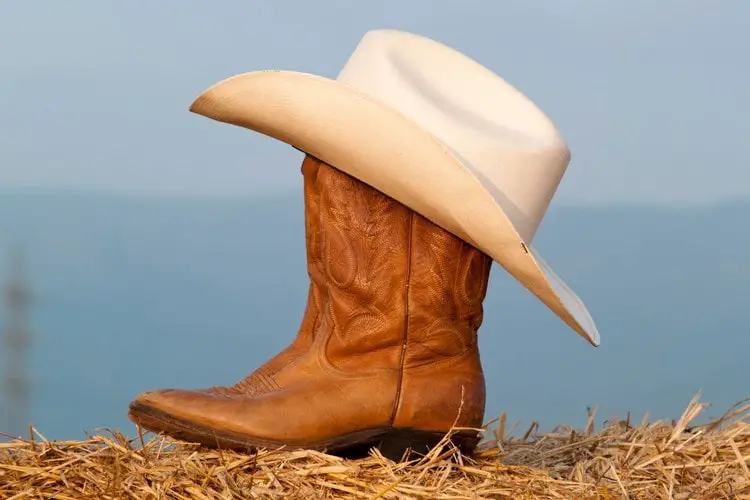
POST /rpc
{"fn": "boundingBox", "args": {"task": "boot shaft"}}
[303,156,491,369]
[303,156,413,371]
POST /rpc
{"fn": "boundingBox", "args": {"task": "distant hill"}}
[0,191,748,440]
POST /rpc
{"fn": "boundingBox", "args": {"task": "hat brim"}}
[188,70,600,346]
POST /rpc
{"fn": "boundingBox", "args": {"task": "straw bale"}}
[1,394,748,499]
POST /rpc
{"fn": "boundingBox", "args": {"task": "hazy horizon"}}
[2,184,750,208]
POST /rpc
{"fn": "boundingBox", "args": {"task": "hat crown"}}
[336,30,570,243]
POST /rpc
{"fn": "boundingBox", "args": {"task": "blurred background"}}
[1,1,748,441]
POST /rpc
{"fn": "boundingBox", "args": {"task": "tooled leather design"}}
[309,160,412,371]
[308,156,490,372]
[203,157,324,396]
[204,155,489,395]
[403,211,492,367]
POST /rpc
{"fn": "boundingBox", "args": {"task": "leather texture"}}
[129,155,492,447]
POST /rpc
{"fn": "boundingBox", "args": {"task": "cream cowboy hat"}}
[188,29,601,346]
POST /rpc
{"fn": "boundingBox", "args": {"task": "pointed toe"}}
[128,388,219,442]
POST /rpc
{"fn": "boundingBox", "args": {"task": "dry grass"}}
[1,394,749,499]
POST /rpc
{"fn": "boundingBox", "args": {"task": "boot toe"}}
[127,388,295,450]
[128,388,228,438]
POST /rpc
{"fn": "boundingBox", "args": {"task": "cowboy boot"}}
[201,160,324,397]
[128,155,492,460]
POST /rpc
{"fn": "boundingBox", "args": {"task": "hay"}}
[1,394,748,499]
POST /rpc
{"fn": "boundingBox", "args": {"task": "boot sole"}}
[128,401,480,461]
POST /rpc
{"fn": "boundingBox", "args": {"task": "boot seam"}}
[390,211,415,426]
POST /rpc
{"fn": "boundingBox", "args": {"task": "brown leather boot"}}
[128,156,492,460]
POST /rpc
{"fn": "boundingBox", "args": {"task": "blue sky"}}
[1,1,748,205]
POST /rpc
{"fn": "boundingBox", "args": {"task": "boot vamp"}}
[131,364,399,445]
[198,338,311,397]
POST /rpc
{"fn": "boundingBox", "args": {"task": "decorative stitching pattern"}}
[314,162,411,370]
[403,212,492,367]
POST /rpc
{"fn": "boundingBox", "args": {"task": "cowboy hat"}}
[188,29,600,346]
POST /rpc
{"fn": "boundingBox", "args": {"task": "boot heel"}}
[376,429,480,462]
